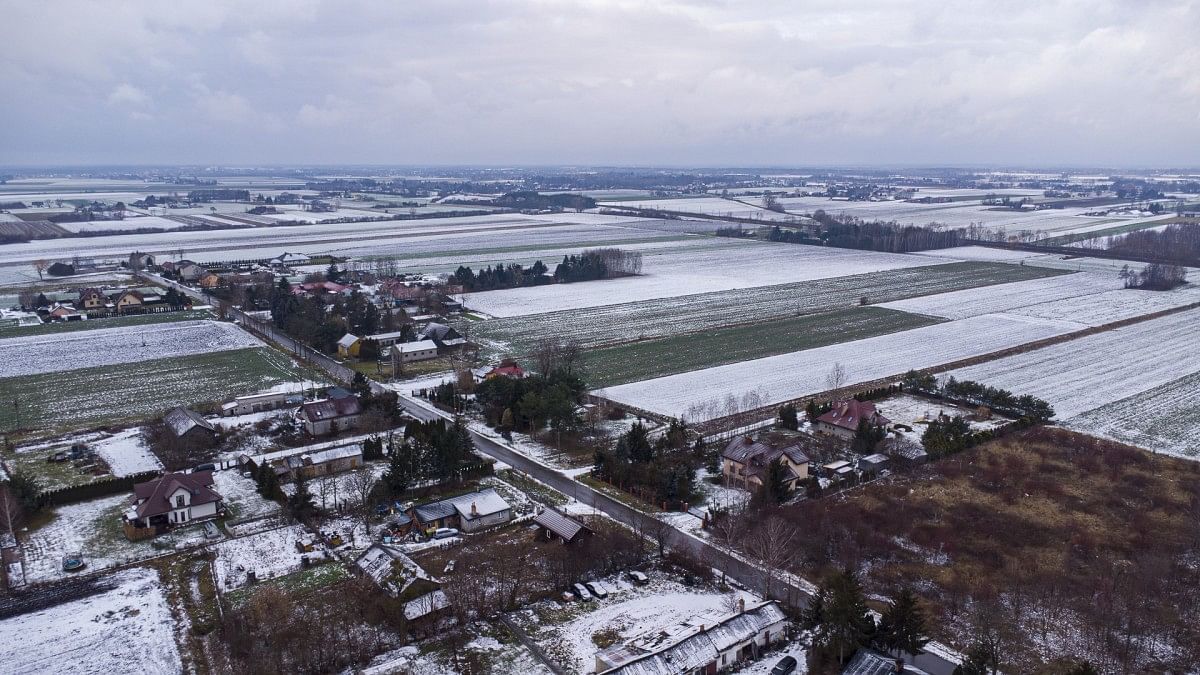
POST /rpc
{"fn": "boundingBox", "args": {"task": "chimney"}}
[738,598,745,613]
[470,501,477,516]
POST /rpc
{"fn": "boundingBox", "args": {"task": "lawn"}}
[582,306,942,388]
[0,346,323,437]
[773,427,1200,672]
[471,261,1068,358]
[0,308,213,338]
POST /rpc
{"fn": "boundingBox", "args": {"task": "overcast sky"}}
[1,0,1197,168]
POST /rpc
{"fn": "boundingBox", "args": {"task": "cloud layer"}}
[1,0,1197,166]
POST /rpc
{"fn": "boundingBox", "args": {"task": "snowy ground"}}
[461,241,949,317]
[18,493,206,584]
[279,461,387,512]
[948,308,1200,458]
[210,524,311,590]
[0,319,263,377]
[596,312,1082,420]
[599,196,802,222]
[89,428,163,476]
[878,272,1119,320]
[516,575,763,674]
[0,567,182,674]
[213,469,282,522]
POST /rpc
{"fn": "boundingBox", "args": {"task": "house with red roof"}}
[816,399,891,440]
[484,359,525,380]
[123,471,223,540]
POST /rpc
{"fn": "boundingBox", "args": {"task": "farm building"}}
[299,396,362,436]
[392,340,439,363]
[220,391,305,417]
[412,488,512,534]
[269,252,311,267]
[721,433,810,492]
[416,322,465,349]
[123,471,223,540]
[246,443,364,482]
[364,330,411,349]
[816,399,891,440]
[164,407,217,442]
[533,507,592,544]
[337,333,361,358]
[595,599,787,675]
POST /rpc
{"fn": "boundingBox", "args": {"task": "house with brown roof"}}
[721,434,810,493]
[533,506,593,544]
[300,395,363,436]
[816,399,891,440]
[123,471,223,540]
[114,289,144,314]
[164,407,217,443]
[76,287,109,312]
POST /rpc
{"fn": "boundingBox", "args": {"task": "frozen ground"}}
[462,240,949,317]
[214,469,282,522]
[518,576,761,674]
[0,567,182,674]
[600,196,801,222]
[0,319,263,377]
[948,308,1200,458]
[55,215,193,233]
[211,524,310,590]
[89,428,163,476]
[597,313,1082,420]
[878,273,1119,320]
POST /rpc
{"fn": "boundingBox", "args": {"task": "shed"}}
[533,507,592,544]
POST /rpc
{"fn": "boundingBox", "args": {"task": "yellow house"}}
[198,273,222,289]
[114,290,144,314]
[721,435,810,492]
[337,333,361,358]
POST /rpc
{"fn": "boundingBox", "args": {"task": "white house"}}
[269,252,312,266]
[412,488,512,533]
[123,471,223,539]
[392,340,439,363]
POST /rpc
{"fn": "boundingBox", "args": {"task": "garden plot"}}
[211,524,311,591]
[462,241,949,317]
[89,428,163,476]
[0,567,181,675]
[596,313,1081,420]
[516,576,761,674]
[20,493,201,584]
[472,261,1066,355]
[0,320,262,377]
[214,470,282,522]
[878,272,1119,320]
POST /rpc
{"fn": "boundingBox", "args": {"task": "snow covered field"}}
[90,428,163,476]
[211,524,310,590]
[0,567,181,675]
[947,308,1200,457]
[599,196,799,221]
[462,241,948,317]
[55,215,192,233]
[878,273,1122,320]
[596,313,1081,420]
[0,320,263,377]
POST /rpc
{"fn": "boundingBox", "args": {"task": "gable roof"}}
[131,471,221,519]
[337,333,360,348]
[394,339,438,354]
[418,322,460,342]
[534,507,589,541]
[818,399,891,432]
[414,488,511,524]
[164,407,216,437]
[300,396,362,422]
[842,649,929,675]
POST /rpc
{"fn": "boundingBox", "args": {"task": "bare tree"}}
[651,517,675,559]
[17,288,37,310]
[824,362,848,392]
[32,259,47,280]
[345,466,378,536]
[747,516,798,598]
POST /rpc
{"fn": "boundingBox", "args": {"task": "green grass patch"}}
[3,450,109,491]
[497,468,569,507]
[582,306,942,388]
[0,347,325,437]
[0,309,213,339]
[224,562,349,608]
[579,475,661,513]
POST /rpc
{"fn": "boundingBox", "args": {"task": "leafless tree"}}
[824,362,848,392]
[747,516,798,598]
[345,466,378,534]
[0,488,22,543]
[32,259,47,280]
[651,517,674,559]
[17,288,37,310]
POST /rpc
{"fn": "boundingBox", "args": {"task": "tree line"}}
[591,419,701,508]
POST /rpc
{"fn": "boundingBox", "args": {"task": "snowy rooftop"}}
[395,339,438,353]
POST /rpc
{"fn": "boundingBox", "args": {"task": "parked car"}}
[585,581,609,599]
[770,655,798,675]
[626,570,649,586]
[573,583,594,601]
[433,528,459,540]
[193,463,216,473]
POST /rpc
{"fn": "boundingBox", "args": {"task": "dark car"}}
[193,463,216,473]
[770,655,797,675]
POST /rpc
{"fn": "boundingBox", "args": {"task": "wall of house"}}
[190,500,219,520]
[460,508,511,532]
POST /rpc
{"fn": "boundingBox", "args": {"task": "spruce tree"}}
[288,474,316,520]
[778,403,799,430]
[874,588,929,656]
[820,567,875,664]
[766,457,792,503]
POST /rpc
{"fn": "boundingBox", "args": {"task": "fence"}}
[39,470,161,507]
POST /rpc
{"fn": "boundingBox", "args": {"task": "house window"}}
[175,495,185,508]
